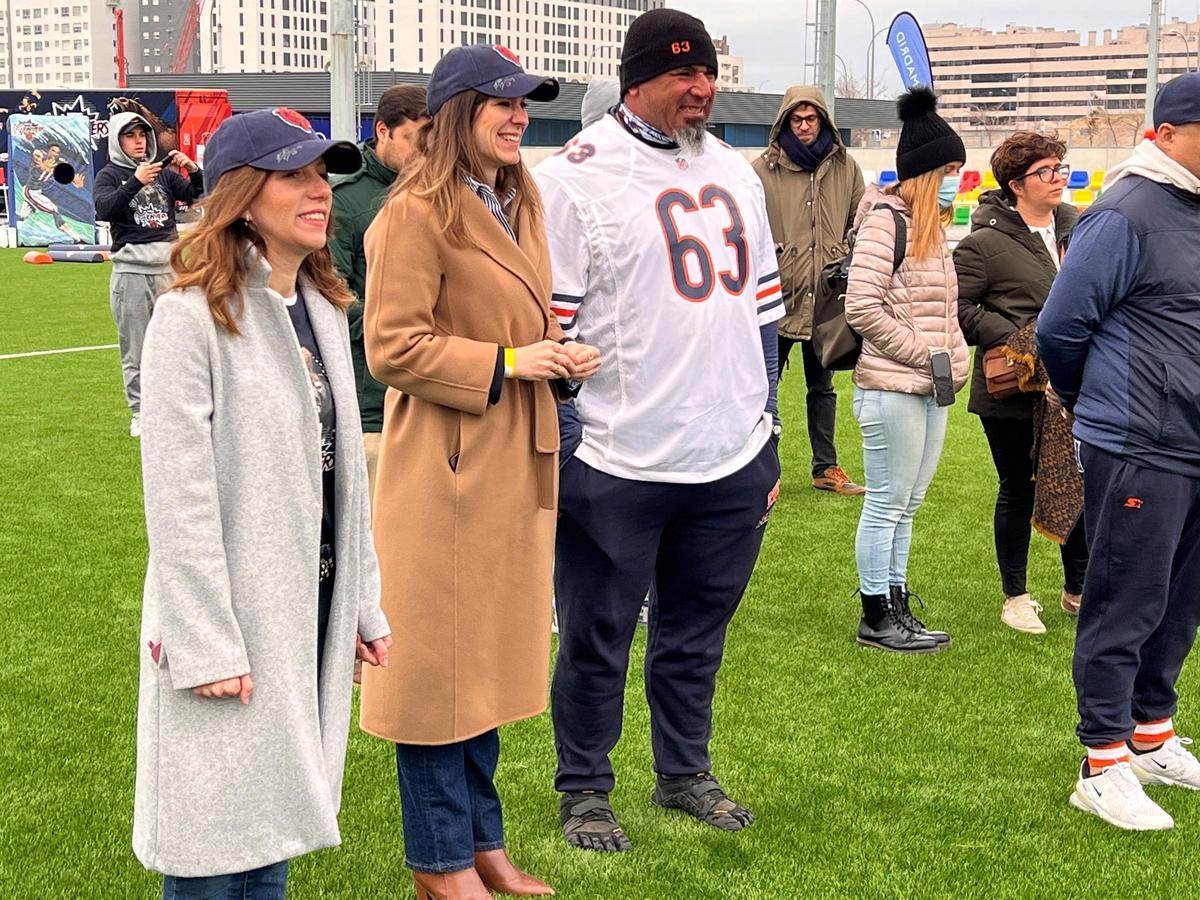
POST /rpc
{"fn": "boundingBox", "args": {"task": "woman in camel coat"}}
[360,45,600,900]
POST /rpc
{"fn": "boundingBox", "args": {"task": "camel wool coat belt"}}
[360,184,562,745]
[133,249,390,877]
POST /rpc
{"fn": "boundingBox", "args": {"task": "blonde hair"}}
[169,166,354,335]
[390,90,543,247]
[887,168,952,260]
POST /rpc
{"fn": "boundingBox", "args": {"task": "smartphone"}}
[930,350,955,408]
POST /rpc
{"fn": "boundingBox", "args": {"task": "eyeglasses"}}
[1012,163,1070,185]
[789,114,820,128]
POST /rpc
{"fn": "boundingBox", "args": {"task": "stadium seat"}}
[953,205,971,225]
[1067,170,1090,190]
[1072,189,1095,208]
[959,170,981,192]
[879,170,898,186]
[1089,170,1105,190]
[981,170,998,189]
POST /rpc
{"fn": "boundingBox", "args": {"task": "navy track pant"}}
[551,440,780,793]
[1074,442,1200,746]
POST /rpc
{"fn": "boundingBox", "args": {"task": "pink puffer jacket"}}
[844,186,969,394]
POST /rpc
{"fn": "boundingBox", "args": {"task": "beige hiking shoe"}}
[812,466,866,496]
[1002,594,1046,634]
[1061,590,1082,616]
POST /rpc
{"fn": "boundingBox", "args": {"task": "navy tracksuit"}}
[1038,168,1200,747]
[551,440,780,792]
[1074,443,1200,744]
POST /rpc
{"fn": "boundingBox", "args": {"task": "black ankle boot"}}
[890,584,951,646]
[856,592,941,654]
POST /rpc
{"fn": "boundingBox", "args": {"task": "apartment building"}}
[713,33,745,92]
[376,0,657,81]
[0,0,140,89]
[200,0,376,74]
[136,0,199,74]
[926,17,1200,137]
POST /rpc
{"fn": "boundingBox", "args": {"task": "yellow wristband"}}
[503,347,516,378]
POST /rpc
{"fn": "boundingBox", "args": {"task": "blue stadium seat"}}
[879,170,898,186]
[1067,170,1090,190]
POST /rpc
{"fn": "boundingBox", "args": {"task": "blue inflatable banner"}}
[887,12,934,90]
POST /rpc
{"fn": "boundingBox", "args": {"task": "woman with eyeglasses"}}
[953,132,1087,635]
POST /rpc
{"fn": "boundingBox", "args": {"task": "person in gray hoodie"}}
[94,111,204,436]
[580,79,620,129]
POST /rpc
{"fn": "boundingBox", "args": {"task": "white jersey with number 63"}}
[535,113,784,484]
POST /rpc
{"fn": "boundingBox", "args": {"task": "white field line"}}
[0,343,118,360]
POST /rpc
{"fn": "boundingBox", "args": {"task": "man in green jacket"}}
[330,84,428,499]
[753,86,865,496]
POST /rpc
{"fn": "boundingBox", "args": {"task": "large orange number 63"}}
[655,185,749,302]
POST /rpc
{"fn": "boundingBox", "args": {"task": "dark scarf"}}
[778,126,834,172]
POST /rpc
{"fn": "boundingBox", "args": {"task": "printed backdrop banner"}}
[887,12,934,91]
[7,113,96,246]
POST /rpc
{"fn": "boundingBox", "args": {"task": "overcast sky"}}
[684,0,1200,96]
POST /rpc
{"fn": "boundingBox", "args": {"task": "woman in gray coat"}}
[133,108,392,898]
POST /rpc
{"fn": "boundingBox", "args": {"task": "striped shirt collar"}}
[462,173,517,241]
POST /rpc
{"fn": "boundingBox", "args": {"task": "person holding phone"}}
[843,87,969,654]
[95,112,205,437]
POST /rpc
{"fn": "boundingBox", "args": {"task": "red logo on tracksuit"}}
[1125,497,1144,509]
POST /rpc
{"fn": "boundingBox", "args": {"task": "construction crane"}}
[107,0,127,87]
[171,0,204,74]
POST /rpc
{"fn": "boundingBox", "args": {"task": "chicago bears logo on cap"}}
[492,45,521,65]
[272,107,314,133]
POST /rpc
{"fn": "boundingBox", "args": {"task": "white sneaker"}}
[129,414,141,437]
[1069,760,1174,830]
[1001,594,1045,634]
[1130,736,1200,790]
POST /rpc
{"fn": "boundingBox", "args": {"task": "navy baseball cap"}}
[203,107,362,193]
[426,45,559,117]
[1154,72,1200,128]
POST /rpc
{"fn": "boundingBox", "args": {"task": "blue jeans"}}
[162,861,288,899]
[852,388,948,595]
[395,729,505,874]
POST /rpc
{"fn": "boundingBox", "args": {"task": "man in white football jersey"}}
[536,8,784,853]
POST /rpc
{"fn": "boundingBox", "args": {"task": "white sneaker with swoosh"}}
[1069,761,1174,830]
[1130,736,1200,789]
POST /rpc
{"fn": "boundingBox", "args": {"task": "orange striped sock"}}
[1133,717,1175,747]
[1087,741,1132,774]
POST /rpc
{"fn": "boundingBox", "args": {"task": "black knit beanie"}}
[895,87,966,181]
[620,9,718,96]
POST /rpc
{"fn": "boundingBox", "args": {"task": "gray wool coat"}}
[133,249,390,877]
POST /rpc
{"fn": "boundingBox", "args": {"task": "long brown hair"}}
[169,165,354,335]
[888,168,951,260]
[390,90,543,247]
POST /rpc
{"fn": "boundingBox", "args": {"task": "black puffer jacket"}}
[953,190,1078,418]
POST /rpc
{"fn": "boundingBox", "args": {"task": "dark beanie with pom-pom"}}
[895,86,965,180]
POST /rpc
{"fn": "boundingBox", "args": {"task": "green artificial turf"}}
[2,245,1197,898]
